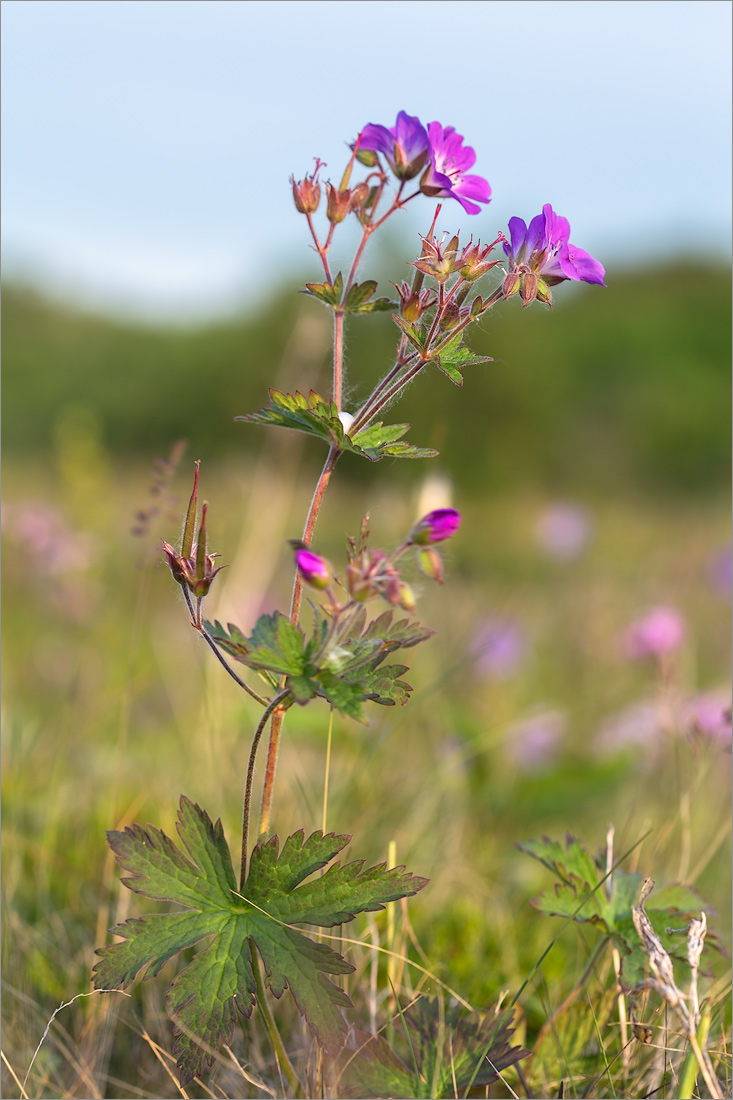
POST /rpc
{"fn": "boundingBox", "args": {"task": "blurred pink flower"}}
[4,502,95,575]
[624,606,685,659]
[535,501,591,559]
[709,547,732,595]
[596,701,660,754]
[508,709,565,771]
[472,616,528,679]
[683,690,732,743]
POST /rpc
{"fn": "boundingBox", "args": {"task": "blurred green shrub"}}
[2,260,729,497]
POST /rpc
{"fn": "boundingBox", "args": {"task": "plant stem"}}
[258,445,341,838]
[332,311,344,410]
[249,940,305,1098]
[240,691,290,890]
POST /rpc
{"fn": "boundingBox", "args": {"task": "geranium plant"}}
[94,109,606,1093]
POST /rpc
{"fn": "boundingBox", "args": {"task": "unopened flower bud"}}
[438,302,462,331]
[348,181,370,212]
[326,183,352,224]
[502,272,520,300]
[397,582,417,612]
[520,272,539,307]
[354,146,379,168]
[409,508,461,546]
[294,546,332,589]
[346,563,373,602]
[418,547,444,584]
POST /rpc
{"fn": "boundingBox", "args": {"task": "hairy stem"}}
[258,445,341,838]
[249,941,305,1098]
[332,311,344,410]
[240,691,290,890]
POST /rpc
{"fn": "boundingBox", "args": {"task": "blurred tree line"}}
[3,260,729,499]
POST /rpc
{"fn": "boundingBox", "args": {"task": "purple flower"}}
[420,122,491,215]
[536,501,592,560]
[503,203,605,306]
[624,606,685,660]
[509,709,565,772]
[596,701,660,755]
[294,547,332,590]
[409,508,461,546]
[472,617,528,679]
[683,690,732,743]
[358,111,430,181]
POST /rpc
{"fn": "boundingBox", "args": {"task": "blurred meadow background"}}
[2,2,731,1098]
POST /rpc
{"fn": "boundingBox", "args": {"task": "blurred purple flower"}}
[596,701,660,755]
[709,547,732,595]
[683,690,732,744]
[472,616,528,679]
[508,709,565,772]
[4,502,95,575]
[502,204,605,306]
[536,501,592,559]
[624,606,685,660]
[358,111,430,180]
[420,122,491,215]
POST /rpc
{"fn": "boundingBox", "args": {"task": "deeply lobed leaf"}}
[95,799,428,1086]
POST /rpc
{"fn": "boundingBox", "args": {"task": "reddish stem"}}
[258,445,340,837]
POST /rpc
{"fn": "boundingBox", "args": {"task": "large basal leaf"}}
[94,798,428,1086]
[237,388,437,461]
[338,997,528,1098]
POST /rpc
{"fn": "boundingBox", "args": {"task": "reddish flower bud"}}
[294,546,332,589]
[520,272,539,307]
[392,280,435,321]
[326,183,352,224]
[438,301,462,331]
[502,271,520,300]
[409,508,461,546]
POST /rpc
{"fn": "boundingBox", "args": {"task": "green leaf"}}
[304,271,344,306]
[204,611,307,693]
[338,997,528,1098]
[517,834,725,989]
[433,333,493,386]
[94,798,428,1087]
[237,389,437,461]
[351,297,395,314]
[527,991,617,1097]
[315,610,435,715]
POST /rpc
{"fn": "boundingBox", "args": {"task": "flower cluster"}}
[292,508,462,612]
[357,110,491,215]
[502,203,606,306]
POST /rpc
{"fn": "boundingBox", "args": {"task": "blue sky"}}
[2,0,731,320]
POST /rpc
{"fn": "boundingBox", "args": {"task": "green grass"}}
[2,437,730,1097]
